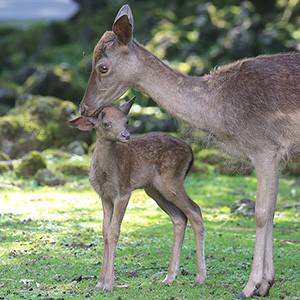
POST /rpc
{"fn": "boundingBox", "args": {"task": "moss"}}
[16,151,47,178]
[0,162,10,174]
[57,161,89,178]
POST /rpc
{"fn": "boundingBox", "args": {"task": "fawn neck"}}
[132,42,220,132]
[94,134,118,166]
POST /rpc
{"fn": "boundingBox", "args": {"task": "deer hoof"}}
[236,292,247,299]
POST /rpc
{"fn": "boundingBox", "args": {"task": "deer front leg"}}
[95,199,113,291]
[145,187,187,284]
[237,157,279,298]
[102,195,130,292]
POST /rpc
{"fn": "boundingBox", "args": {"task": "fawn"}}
[69,97,205,291]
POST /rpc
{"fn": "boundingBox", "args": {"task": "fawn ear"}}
[120,96,136,116]
[113,4,134,45]
[67,116,96,131]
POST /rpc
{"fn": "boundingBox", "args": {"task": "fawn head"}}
[80,4,136,117]
[69,97,136,143]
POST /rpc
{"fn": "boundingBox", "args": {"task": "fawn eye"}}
[103,122,110,128]
[99,65,108,73]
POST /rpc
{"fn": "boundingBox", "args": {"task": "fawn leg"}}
[96,195,130,292]
[95,199,113,290]
[145,187,187,284]
[156,182,206,285]
[237,155,279,298]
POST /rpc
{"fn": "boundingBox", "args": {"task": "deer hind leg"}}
[145,187,187,284]
[154,182,206,285]
[237,155,279,299]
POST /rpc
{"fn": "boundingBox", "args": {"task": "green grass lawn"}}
[0,170,299,300]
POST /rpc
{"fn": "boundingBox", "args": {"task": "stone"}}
[230,198,255,218]
[34,169,65,186]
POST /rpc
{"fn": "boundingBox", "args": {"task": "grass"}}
[0,160,300,299]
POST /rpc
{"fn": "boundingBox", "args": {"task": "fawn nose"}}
[121,131,130,141]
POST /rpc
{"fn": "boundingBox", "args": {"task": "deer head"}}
[80,5,136,117]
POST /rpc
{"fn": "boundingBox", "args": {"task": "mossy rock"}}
[0,94,93,158]
[0,162,10,174]
[16,151,47,178]
[57,161,89,178]
[34,168,66,186]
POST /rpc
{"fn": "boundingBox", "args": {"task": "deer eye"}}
[103,122,110,128]
[99,65,108,73]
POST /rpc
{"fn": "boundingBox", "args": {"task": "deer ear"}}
[120,96,136,116]
[67,116,96,131]
[112,4,134,45]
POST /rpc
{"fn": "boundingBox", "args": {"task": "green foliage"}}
[16,150,47,178]
[0,151,10,161]
[0,162,10,173]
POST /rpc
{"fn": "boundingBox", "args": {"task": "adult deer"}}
[80,4,300,298]
[69,98,205,291]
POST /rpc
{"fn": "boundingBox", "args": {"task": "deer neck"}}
[132,42,219,132]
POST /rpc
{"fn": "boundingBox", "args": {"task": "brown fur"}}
[93,31,115,62]
[79,5,300,298]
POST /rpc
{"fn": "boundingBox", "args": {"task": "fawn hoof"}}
[253,291,261,297]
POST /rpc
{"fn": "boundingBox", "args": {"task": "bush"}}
[16,151,47,178]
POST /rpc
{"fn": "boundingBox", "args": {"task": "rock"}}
[16,151,47,178]
[230,198,255,218]
[57,161,89,177]
[66,141,86,155]
[34,169,65,186]
[11,65,38,85]
[0,94,92,158]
